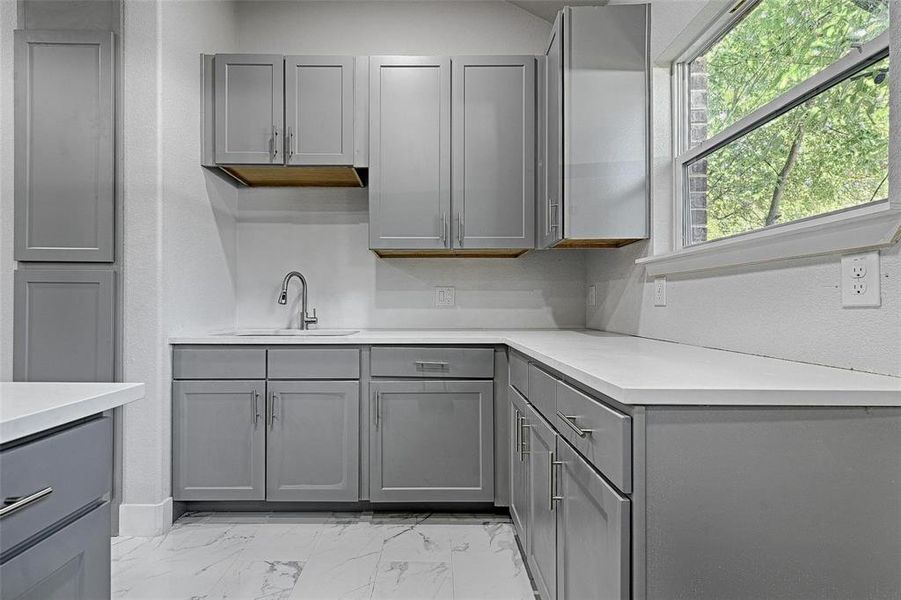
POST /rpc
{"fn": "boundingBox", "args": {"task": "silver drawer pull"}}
[556,411,594,438]
[1,487,53,519]
[414,361,449,370]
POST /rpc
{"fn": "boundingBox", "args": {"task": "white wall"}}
[231,0,586,331]
[236,190,586,329]
[0,1,15,380]
[120,0,238,534]
[584,1,901,377]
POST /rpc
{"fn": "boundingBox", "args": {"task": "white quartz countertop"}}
[0,382,145,444]
[169,330,901,407]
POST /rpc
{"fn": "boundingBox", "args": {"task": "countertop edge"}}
[1,383,145,445]
[166,332,901,407]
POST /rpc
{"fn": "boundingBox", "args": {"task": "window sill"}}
[637,202,901,276]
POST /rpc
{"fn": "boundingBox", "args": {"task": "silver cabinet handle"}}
[1,487,53,519]
[513,409,521,454]
[269,392,280,428]
[556,411,593,438]
[550,453,564,511]
[271,126,280,161]
[254,391,262,425]
[549,202,559,230]
[374,391,381,430]
[415,360,449,371]
[286,126,294,161]
[520,422,532,458]
[455,213,464,245]
[439,213,449,245]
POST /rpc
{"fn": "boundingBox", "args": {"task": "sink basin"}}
[218,329,359,337]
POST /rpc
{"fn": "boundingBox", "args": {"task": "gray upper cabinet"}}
[266,380,360,502]
[14,30,115,262]
[369,56,451,251]
[13,269,115,382]
[555,440,630,600]
[369,380,494,502]
[524,402,558,600]
[172,380,266,501]
[285,56,354,165]
[538,5,649,248]
[538,16,564,249]
[452,56,535,249]
[214,54,284,164]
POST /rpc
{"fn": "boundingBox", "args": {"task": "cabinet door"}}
[556,440,630,600]
[285,56,354,165]
[14,30,114,262]
[451,56,534,249]
[13,269,114,382]
[0,502,110,600]
[369,380,493,502]
[509,387,530,546]
[538,14,564,249]
[267,380,360,502]
[369,56,451,250]
[214,54,284,164]
[172,380,266,501]
[524,403,557,600]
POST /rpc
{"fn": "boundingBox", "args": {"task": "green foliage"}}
[690,0,890,243]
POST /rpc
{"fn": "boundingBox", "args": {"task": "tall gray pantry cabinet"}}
[13,28,118,384]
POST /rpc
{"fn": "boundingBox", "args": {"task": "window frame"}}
[644,0,899,275]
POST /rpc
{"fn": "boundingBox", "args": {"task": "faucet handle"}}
[305,308,318,326]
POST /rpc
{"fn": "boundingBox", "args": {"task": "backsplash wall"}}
[235,188,587,329]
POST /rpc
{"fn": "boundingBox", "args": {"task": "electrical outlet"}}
[587,285,597,307]
[435,286,455,307]
[654,277,666,307]
[841,251,880,307]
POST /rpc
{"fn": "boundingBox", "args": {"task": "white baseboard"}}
[118,497,173,537]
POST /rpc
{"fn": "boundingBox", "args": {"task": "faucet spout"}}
[278,271,318,329]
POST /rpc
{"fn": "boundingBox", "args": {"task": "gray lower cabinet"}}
[369,380,494,502]
[369,56,452,251]
[214,54,284,164]
[13,269,115,382]
[267,380,360,501]
[172,380,266,501]
[0,502,111,600]
[524,402,557,600]
[555,440,630,600]
[451,56,534,249]
[14,30,115,262]
[285,55,354,165]
[509,387,530,545]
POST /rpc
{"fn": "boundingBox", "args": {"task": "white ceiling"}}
[506,1,609,23]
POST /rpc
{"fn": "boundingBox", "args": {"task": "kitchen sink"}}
[218,329,359,337]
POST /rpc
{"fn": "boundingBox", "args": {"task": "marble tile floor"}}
[111,512,538,600]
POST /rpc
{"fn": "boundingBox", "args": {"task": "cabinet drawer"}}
[370,347,494,378]
[172,346,266,379]
[509,350,529,397]
[268,347,360,379]
[555,382,631,493]
[0,417,111,555]
[528,364,556,421]
[1,501,110,600]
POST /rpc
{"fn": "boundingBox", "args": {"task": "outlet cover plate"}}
[435,286,455,307]
[841,252,880,307]
[654,277,666,307]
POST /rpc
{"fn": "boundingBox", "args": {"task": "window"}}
[677,0,890,247]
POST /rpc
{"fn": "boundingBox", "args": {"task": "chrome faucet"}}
[277,271,318,330]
